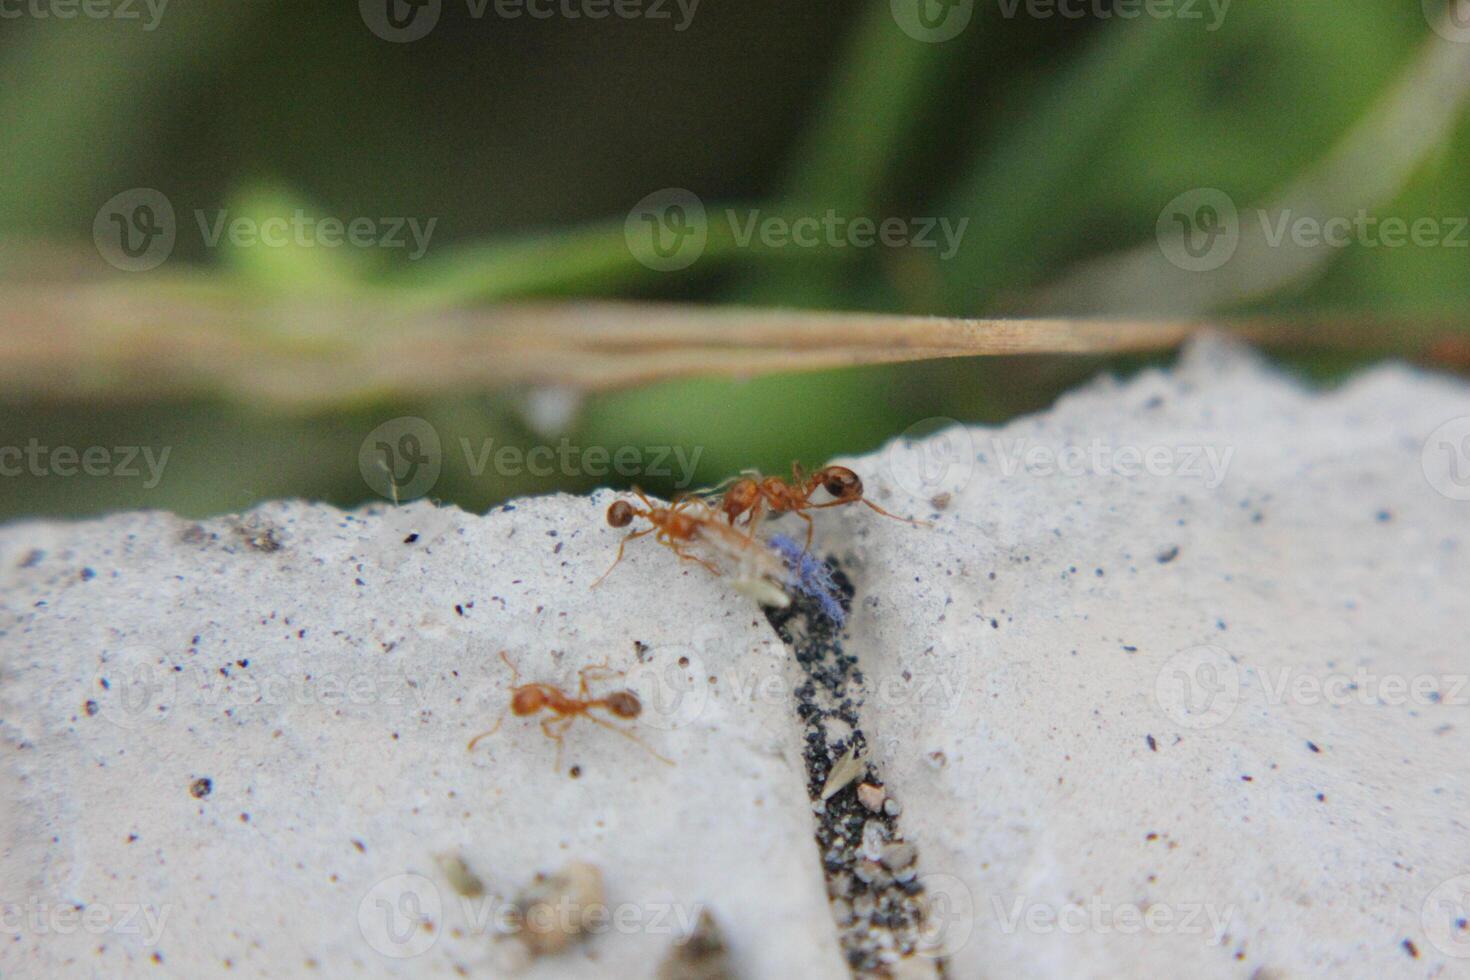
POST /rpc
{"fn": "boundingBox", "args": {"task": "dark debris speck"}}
[235,522,283,553]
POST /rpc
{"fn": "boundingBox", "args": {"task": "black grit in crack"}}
[763,555,947,976]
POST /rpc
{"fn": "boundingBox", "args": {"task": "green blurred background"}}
[2,0,1468,519]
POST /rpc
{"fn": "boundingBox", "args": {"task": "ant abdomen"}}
[602,691,642,719]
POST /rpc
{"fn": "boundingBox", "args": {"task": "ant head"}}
[511,686,547,716]
[820,466,863,501]
[603,690,642,719]
[607,500,635,528]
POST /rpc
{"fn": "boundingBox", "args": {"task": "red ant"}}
[593,488,779,587]
[468,650,671,768]
[715,463,929,551]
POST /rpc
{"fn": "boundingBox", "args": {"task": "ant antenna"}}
[582,712,674,766]
[466,651,519,751]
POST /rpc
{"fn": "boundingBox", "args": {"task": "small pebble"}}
[854,859,891,886]
[820,744,865,801]
[890,957,942,979]
[436,853,485,898]
[880,842,917,871]
[656,908,732,980]
[512,860,604,956]
[883,798,902,818]
[857,783,886,813]
[861,821,887,861]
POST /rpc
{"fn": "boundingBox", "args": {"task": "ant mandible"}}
[467,650,672,768]
[716,463,928,551]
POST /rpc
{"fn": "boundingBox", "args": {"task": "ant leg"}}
[671,494,709,519]
[678,548,722,576]
[542,716,573,772]
[694,473,741,498]
[669,542,721,576]
[577,658,619,698]
[592,527,655,588]
[672,491,710,509]
[578,658,620,698]
[466,650,520,751]
[585,712,674,766]
[650,525,720,575]
[792,510,815,554]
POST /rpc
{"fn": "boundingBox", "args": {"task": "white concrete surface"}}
[2,337,1468,978]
